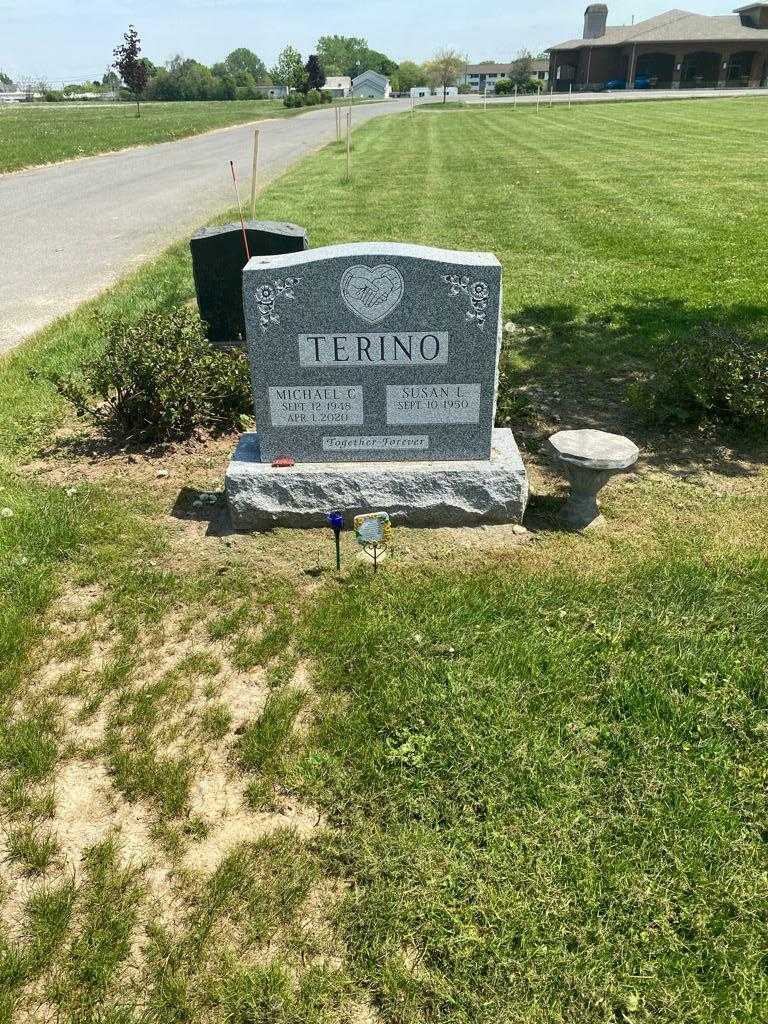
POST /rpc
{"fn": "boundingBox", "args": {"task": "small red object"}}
[271,456,295,468]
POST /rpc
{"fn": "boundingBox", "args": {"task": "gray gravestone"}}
[225,242,528,529]
[242,242,501,463]
[190,220,308,344]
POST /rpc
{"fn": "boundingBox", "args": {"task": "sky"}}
[1,0,737,85]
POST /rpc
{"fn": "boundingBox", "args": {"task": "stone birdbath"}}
[549,429,639,530]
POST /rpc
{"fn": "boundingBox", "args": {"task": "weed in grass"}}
[209,960,351,1024]
[178,651,221,678]
[199,703,232,741]
[1,778,55,821]
[5,824,59,875]
[191,831,318,951]
[23,881,76,972]
[46,838,144,1017]
[53,631,93,662]
[208,601,250,641]
[0,708,60,783]
[236,690,304,777]
[106,742,193,818]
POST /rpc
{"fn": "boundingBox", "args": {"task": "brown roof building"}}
[548,4,768,90]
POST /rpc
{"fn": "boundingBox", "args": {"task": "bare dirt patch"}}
[54,759,163,886]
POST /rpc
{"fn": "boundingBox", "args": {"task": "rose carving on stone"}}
[340,265,405,324]
[256,277,299,333]
[442,274,489,331]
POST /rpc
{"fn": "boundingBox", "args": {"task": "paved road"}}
[465,85,768,106]
[0,99,410,354]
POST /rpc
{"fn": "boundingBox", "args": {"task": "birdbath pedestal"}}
[549,429,639,530]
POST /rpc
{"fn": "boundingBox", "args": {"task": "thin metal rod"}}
[229,161,250,261]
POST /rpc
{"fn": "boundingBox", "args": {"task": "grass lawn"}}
[0,98,357,174]
[0,99,767,1023]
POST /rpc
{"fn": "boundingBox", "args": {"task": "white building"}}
[323,75,352,97]
[351,69,391,98]
[410,85,431,97]
[253,84,290,99]
[457,59,550,93]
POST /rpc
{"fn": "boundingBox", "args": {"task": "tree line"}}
[110,30,454,108]
[2,29,545,109]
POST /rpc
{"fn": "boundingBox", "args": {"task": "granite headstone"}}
[190,220,308,344]
[225,241,529,529]
[241,242,502,463]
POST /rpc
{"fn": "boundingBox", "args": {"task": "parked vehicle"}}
[603,74,652,90]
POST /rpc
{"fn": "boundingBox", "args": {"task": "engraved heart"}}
[340,264,404,324]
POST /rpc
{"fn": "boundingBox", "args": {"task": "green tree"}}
[392,60,426,93]
[112,24,149,116]
[223,47,267,83]
[361,48,398,79]
[305,54,326,92]
[424,47,465,103]
[316,35,367,77]
[509,49,534,88]
[270,45,305,90]
[0,69,13,88]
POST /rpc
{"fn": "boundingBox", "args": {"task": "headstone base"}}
[225,429,529,531]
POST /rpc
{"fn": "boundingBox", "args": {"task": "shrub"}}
[283,93,304,108]
[49,307,253,443]
[629,322,768,432]
[319,90,333,103]
[304,89,321,106]
[44,90,64,102]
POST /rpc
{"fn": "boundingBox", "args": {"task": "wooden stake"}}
[514,84,518,108]
[249,129,260,220]
[569,83,573,109]
[484,84,487,111]
[536,90,541,112]
[550,86,553,108]
[229,161,250,261]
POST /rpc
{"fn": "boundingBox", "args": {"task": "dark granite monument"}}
[190,220,308,343]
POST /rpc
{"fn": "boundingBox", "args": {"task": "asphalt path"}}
[0,99,410,354]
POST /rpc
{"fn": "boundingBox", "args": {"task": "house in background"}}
[458,59,549,93]
[351,69,391,98]
[549,4,768,90]
[323,76,352,97]
[253,84,290,99]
